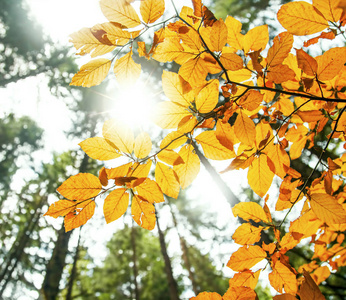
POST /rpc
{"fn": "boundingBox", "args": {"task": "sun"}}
[107,81,158,131]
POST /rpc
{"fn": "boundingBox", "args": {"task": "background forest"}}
[1,0,345,300]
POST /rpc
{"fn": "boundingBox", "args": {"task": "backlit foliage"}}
[45,0,346,298]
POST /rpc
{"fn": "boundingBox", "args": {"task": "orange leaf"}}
[215,120,235,151]
[155,162,180,199]
[219,52,243,71]
[140,0,165,24]
[277,1,328,36]
[99,167,108,186]
[195,131,235,160]
[57,173,102,201]
[173,144,200,189]
[44,200,76,218]
[296,49,318,76]
[179,56,208,87]
[267,144,290,179]
[267,32,293,68]
[210,19,228,52]
[316,47,346,81]
[266,64,296,84]
[228,270,260,289]
[64,200,96,232]
[225,16,244,50]
[105,162,132,179]
[100,0,141,28]
[128,160,152,178]
[190,292,222,300]
[134,178,164,203]
[313,0,343,22]
[195,80,219,114]
[223,286,257,300]
[233,202,269,223]
[269,261,297,294]
[300,269,326,300]
[273,294,297,300]
[232,223,264,245]
[227,245,267,272]
[248,154,274,198]
[309,193,346,225]
[131,194,156,230]
[243,25,269,53]
[157,149,184,166]
[234,110,256,146]
[79,137,122,160]
[103,188,129,223]
[238,90,263,111]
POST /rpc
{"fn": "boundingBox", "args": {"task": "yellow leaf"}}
[316,47,346,81]
[140,0,165,24]
[103,119,134,154]
[238,90,263,111]
[69,27,116,58]
[225,16,244,50]
[173,144,200,189]
[70,58,111,87]
[297,110,323,122]
[93,22,132,46]
[223,286,257,300]
[162,70,194,107]
[195,131,235,160]
[269,261,297,294]
[100,0,141,28]
[179,56,208,88]
[210,19,228,52]
[227,245,267,272]
[160,131,187,149]
[313,0,342,22]
[152,38,186,63]
[79,137,122,160]
[44,200,76,218]
[134,178,164,203]
[267,32,294,68]
[234,110,256,146]
[290,136,307,160]
[219,52,243,71]
[103,188,129,223]
[243,25,269,53]
[153,101,192,129]
[131,194,156,230]
[128,160,152,178]
[57,173,102,201]
[134,132,152,159]
[277,1,328,36]
[267,144,290,179]
[64,200,96,232]
[248,154,274,198]
[195,80,219,113]
[157,149,184,166]
[229,270,260,290]
[232,223,264,245]
[216,120,234,151]
[232,202,269,223]
[309,193,346,225]
[114,51,141,85]
[180,27,202,52]
[155,162,180,199]
[105,162,132,179]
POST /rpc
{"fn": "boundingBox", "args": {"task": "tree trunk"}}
[130,222,140,300]
[65,229,81,300]
[169,204,199,296]
[156,212,180,300]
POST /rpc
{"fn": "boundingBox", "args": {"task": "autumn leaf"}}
[277,1,329,35]
[44,200,76,218]
[57,173,102,201]
[316,47,346,81]
[266,32,293,69]
[104,188,129,223]
[210,19,228,52]
[232,223,264,245]
[179,56,208,88]
[227,245,267,272]
[191,292,222,300]
[223,286,257,300]
[134,132,152,159]
[70,58,111,87]
[129,160,152,178]
[233,202,269,223]
[269,261,297,294]
[296,49,318,76]
[131,194,156,230]
[64,200,96,232]
[134,178,164,203]
[103,119,134,154]
[140,0,165,24]
[234,111,256,146]
[195,80,219,114]
[157,149,184,166]
[300,269,326,300]
[100,0,141,28]
[228,270,260,289]
[114,51,141,85]
[79,137,122,160]
[309,193,346,225]
[155,162,180,199]
[243,25,269,53]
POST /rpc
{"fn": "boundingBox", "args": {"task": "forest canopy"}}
[38,0,346,299]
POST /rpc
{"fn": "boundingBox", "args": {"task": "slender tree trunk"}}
[130,222,140,300]
[65,229,82,300]
[0,195,45,296]
[42,152,90,300]
[156,212,180,300]
[169,204,199,296]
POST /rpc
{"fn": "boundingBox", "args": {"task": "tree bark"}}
[156,212,180,300]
